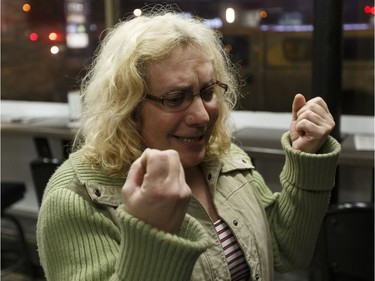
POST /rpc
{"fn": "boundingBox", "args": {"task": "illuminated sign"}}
[64,0,89,48]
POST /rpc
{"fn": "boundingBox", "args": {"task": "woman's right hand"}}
[122,148,192,234]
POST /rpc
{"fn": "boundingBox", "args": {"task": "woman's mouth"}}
[175,135,204,143]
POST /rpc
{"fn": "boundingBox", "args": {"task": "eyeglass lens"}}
[162,83,226,111]
[145,81,228,112]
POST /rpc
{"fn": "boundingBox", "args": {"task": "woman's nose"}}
[185,96,210,125]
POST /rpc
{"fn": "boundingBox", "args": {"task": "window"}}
[2,0,374,116]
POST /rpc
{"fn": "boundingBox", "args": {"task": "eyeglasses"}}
[144,80,228,112]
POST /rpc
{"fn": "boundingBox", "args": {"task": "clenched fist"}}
[290,94,335,153]
[122,148,192,234]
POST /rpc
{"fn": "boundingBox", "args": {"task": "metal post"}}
[312,0,343,142]
[312,0,343,204]
[105,0,120,28]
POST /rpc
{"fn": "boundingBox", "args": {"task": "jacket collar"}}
[69,144,254,208]
[201,143,254,175]
[69,150,124,207]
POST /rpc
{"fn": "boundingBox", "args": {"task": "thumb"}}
[292,94,306,121]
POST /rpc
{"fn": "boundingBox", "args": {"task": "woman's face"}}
[139,45,219,169]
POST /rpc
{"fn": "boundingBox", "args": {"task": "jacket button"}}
[255,273,260,280]
[207,174,212,180]
[94,188,101,197]
[233,220,238,226]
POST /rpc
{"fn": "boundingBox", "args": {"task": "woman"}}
[37,9,341,281]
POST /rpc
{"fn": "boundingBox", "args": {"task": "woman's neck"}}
[184,166,219,222]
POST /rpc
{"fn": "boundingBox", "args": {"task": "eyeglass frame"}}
[144,80,228,112]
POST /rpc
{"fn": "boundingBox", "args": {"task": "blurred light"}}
[49,32,58,41]
[29,32,38,41]
[22,3,31,12]
[133,8,142,17]
[343,23,373,30]
[50,46,60,54]
[364,5,375,15]
[260,24,313,32]
[48,32,63,41]
[89,24,97,32]
[203,18,223,29]
[66,24,77,33]
[77,24,86,32]
[261,23,372,32]
[66,33,89,48]
[260,10,268,18]
[226,8,235,23]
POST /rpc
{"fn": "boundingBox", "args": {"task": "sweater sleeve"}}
[251,132,341,272]
[37,184,209,281]
[115,207,209,281]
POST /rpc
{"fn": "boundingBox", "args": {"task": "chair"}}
[30,158,62,205]
[1,182,33,278]
[310,202,374,281]
[30,137,63,205]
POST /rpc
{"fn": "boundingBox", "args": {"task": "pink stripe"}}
[220,233,234,243]
[225,246,241,258]
[217,226,229,236]
[214,219,250,281]
[223,240,237,251]
[233,271,250,281]
[230,260,248,271]
[214,219,223,227]
[227,253,244,265]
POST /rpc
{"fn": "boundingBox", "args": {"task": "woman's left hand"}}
[289,94,335,154]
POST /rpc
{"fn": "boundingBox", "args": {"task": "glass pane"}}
[1,0,104,102]
[2,0,374,116]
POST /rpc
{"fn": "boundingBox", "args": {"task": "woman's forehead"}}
[146,45,213,79]
[146,67,214,96]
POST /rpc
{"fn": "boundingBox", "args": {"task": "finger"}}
[142,149,186,192]
[305,96,334,119]
[307,96,329,111]
[125,154,147,188]
[297,99,334,125]
[292,93,306,121]
[162,150,186,184]
[144,149,176,178]
[125,148,156,188]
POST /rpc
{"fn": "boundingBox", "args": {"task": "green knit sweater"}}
[37,133,341,281]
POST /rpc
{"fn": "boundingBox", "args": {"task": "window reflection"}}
[1,0,373,116]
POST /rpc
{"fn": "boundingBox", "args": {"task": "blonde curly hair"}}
[75,8,240,176]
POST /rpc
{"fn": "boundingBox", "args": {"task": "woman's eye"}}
[201,87,215,101]
[164,92,187,107]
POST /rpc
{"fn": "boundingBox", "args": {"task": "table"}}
[234,127,374,167]
[1,120,74,139]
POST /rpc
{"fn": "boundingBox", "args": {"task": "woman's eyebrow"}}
[162,79,216,95]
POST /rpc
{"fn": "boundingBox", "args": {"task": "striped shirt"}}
[214,219,250,281]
